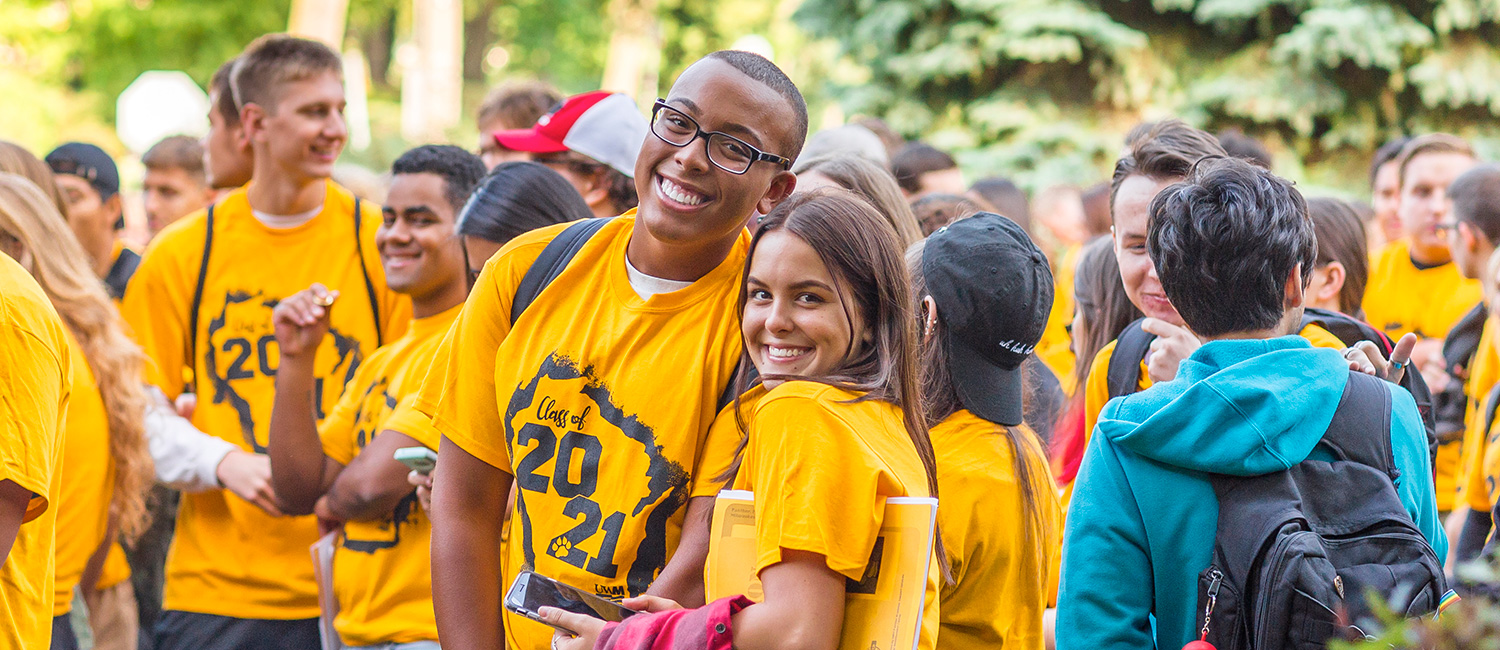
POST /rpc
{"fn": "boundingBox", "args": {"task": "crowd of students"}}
[0,29,1496,650]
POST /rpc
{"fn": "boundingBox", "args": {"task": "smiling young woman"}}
[539,189,946,650]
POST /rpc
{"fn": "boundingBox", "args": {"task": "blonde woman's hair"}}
[0,141,68,217]
[0,173,153,541]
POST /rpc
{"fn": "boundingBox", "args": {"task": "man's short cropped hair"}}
[705,50,808,161]
[1368,136,1409,187]
[390,145,488,214]
[142,135,207,182]
[891,142,957,195]
[232,34,343,111]
[1148,157,1315,338]
[1110,120,1226,221]
[1451,164,1500,246]
[476,81,561,132]
[211,58,241,127]
[1395,133,1475,186]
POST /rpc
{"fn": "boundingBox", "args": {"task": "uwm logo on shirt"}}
[201,288,367,451]
[504,352,690,600]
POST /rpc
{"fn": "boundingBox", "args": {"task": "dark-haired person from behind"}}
[1057,157,1444,650]
[1216,128,1272,169]
[912,213,1061,650]
[453,161,594,278]
[267,144,483,649]
[892,142,964,200]
[1303,197,1369,318]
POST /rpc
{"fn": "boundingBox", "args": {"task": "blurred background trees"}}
[2,0,1498,193]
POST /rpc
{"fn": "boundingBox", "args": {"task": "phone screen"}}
[504,570,635,627]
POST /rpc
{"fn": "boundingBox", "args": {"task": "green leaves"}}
[797,0,1500,192]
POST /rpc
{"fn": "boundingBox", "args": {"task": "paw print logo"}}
[549,537,573,558]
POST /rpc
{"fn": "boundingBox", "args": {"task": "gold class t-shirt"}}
[51,330,115,615]
[422,213,745,650]
[931,410,1060,650]
[120,181,411,619]
[0,254,71,648]
[317,305,456,645]
[730,381,941,650]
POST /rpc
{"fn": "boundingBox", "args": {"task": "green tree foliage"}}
[794,0,1500,190]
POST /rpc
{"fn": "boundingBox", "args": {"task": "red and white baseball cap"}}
[492,90,647,178]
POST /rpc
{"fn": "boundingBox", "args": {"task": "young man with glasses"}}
[491,90,647,218]
[420,50,805,649]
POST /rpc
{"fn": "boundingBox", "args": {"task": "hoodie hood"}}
[1096,335,1349,477]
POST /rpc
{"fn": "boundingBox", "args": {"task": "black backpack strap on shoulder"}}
[1301,307,1393,354]
[1107,318,1155,399]
[187,205,215,394]
[352,197,384,346]
[1316,370,1398,482]
[510,218,612,324]
[1482,381,1500,441]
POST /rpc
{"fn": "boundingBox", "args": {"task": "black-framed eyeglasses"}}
[650,100,792,175]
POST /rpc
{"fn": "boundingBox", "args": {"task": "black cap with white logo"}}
[922,212,1053,426]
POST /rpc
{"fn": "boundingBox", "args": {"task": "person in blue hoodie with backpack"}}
[1057,157,1446,650]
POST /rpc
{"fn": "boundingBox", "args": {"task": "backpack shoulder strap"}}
[716,361,758,413]
[352,197,384,346]
[1301,307,1393,354]
[1482,381,1500,440]
[104,247,141,300]
[187,205,215,393]
[1317,370,1398,481]
[1107,318,1155,398]
[509,218,612,324]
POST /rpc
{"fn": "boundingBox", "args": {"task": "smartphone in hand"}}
[503,570,636,635]
[393,446,437,475]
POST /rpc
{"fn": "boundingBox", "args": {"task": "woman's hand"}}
[538,608,607,650]
[623,594,684,613]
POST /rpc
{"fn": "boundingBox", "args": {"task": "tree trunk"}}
[463,0,500,82]
[364,6,398,88]
[601,0,662,107]
[288,0,351,48]
[402,0,464,142]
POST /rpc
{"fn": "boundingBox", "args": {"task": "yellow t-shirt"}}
[317,305,457,646]
[730,381,941,650]
[96,544,130,591]
[0,254,71,648]
[52,331,116,615]
[931,410,1060,650]
[420,213,745,650]
[1036,245,1080,394]
[1459,319,1500,511]
[120,181,411,619]
[1363,240,1482,510]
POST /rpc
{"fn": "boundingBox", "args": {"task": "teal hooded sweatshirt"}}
[1056,336,1445,650]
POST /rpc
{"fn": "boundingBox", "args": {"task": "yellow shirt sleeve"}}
[0,309,69,520]
[120,214,203,395]
[745,389,901,581]
[424,227,560,472]
[385,393,440,451]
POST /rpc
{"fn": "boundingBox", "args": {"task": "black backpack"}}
[508,217,749,411]
[1194,370,1446,648]
[1107,311,1439,461]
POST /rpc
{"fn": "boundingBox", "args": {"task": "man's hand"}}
[216,450,284,517]
[409,468,434,513]
[273,283,338,360]
[1141,318,1201,383]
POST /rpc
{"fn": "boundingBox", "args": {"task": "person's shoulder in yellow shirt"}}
[0,253,71,649]
[1364,238,1482,340]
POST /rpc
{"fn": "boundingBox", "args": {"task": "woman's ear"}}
[1318,262,1346,304]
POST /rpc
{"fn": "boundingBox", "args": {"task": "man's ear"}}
[1284,265,1306,309]
[1461,221,1481,253]
[239,103,268,144]
[755,170,798,217]
[105,193,124,225]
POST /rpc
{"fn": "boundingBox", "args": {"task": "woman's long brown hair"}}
[726,189,950,581]
[0,173,153,541]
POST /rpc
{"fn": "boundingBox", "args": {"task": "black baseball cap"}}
[922,212,1053,426]
[46,142,120,199]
